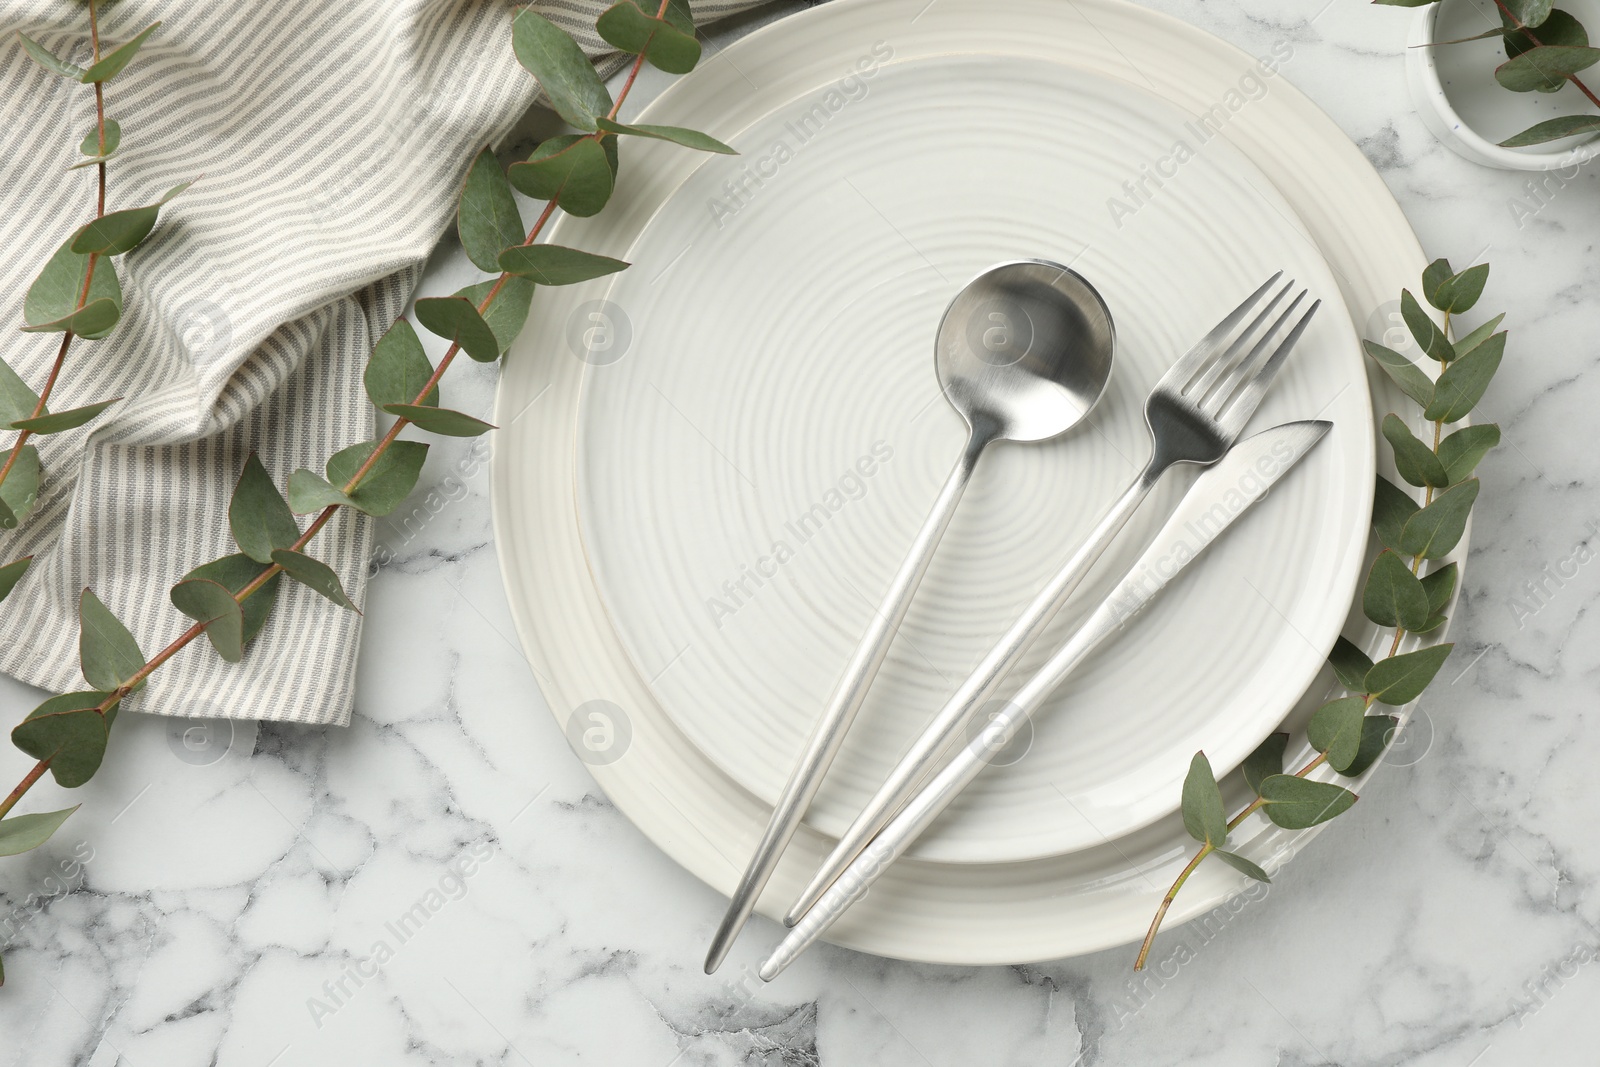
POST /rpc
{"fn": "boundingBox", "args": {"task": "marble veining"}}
[3,0,1599,1063]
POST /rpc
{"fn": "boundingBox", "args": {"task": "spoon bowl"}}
[936,259,1116,444]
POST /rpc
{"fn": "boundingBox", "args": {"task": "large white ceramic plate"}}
[572,54,1371,863]
[493,0,1459,964]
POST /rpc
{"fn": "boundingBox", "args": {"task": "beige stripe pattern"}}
[0,0,763,725]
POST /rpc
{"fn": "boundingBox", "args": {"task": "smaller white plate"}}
[573,54,1374,863]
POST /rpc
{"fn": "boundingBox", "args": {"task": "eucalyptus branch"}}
[2,3,188,565]
[1135,258,1506,969]
[1489,0,1600,110]
[0,0,733,986]
[1383,0,1600,146]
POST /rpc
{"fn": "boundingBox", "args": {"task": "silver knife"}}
[758,419,1332,980]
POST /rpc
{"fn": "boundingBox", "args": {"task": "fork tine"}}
[1216,298,1321,436]
[1186,278,1294,402]
[1160,271,1283,387]
[1200,288,1306,413]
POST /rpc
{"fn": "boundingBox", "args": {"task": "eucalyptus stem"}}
[1134,843,1212,970]
[0,760,47,821]
[0,16,666,818]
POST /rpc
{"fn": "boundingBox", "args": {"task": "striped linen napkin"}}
[0,0,763,725]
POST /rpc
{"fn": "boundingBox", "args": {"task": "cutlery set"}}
[704,261,1326,978]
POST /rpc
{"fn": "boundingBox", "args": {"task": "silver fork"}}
[782,273,1319,925]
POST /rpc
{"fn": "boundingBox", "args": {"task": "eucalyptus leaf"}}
[23,234,122,336]
[1501,114,1600,146]
[1374,475,1420,553]
[1212,849,1271,883]
[1256,774,1358,829]
[79,22,159,83]
[1365,643,1454,706]
[0,556,31,604]
[600,130,620,178]
[67,153,118,172]
[0,446,41,529]
[457,147,524,274]
[413,296,501,363]
[1242,732,1288,796]
[286,470,352,514]
[11,691,119,788]
[1438,424,1499,484]
[507,135,614,217]
[1308,696,1367,774]
[183,554,280,645]
[1434,263,1489,314]
[1400,479,1479,560]
[455,276,535,355]
[77,118,121,159]
[596,0,702,74]
[1421,562,1459,614]
[326,439,428,517]
[382,404,495,437]
[1425,333,1504,423]
[1180,751,1227,846]
[1364,549,1430,631]
[1363,340,1435,408]
[666,0,696,31]
[1402,289,1453,362]
[18,297,120,337]
[1496,45,1600,92]
[1342,714,1400,777]
[511,10,613,130]
[364,319,438,409]
[0,806,79,858]
[229,454,300,565]
[17,33,86,79]
[1382,413,1448,488]
[1412,612,1449,634]
[1453,313,1506,358]
[1504,0,1556,26]
[595,118,735,153]
[1329,635,1375,693]
[1420,259,1454,309]
[1505,6,1588,55]
[270,549,357,611]
[288,440,429,518]
[498,244,630,286]
[0,356,42,429]
[10,399,119,435]
[79,588,145,692]
[71,181,191,256]
[170,578,246,662]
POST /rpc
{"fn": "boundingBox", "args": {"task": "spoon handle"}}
[781,457,1164,924]
[704,422,994,973]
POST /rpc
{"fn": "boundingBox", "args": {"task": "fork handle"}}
[782,455,1167,924]
[704,419,998,973]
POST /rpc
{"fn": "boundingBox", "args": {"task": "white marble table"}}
[3,1,1598,1063]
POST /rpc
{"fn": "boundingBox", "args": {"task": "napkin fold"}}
[0,0,762,725]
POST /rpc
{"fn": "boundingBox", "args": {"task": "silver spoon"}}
[704,259,1116,973]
